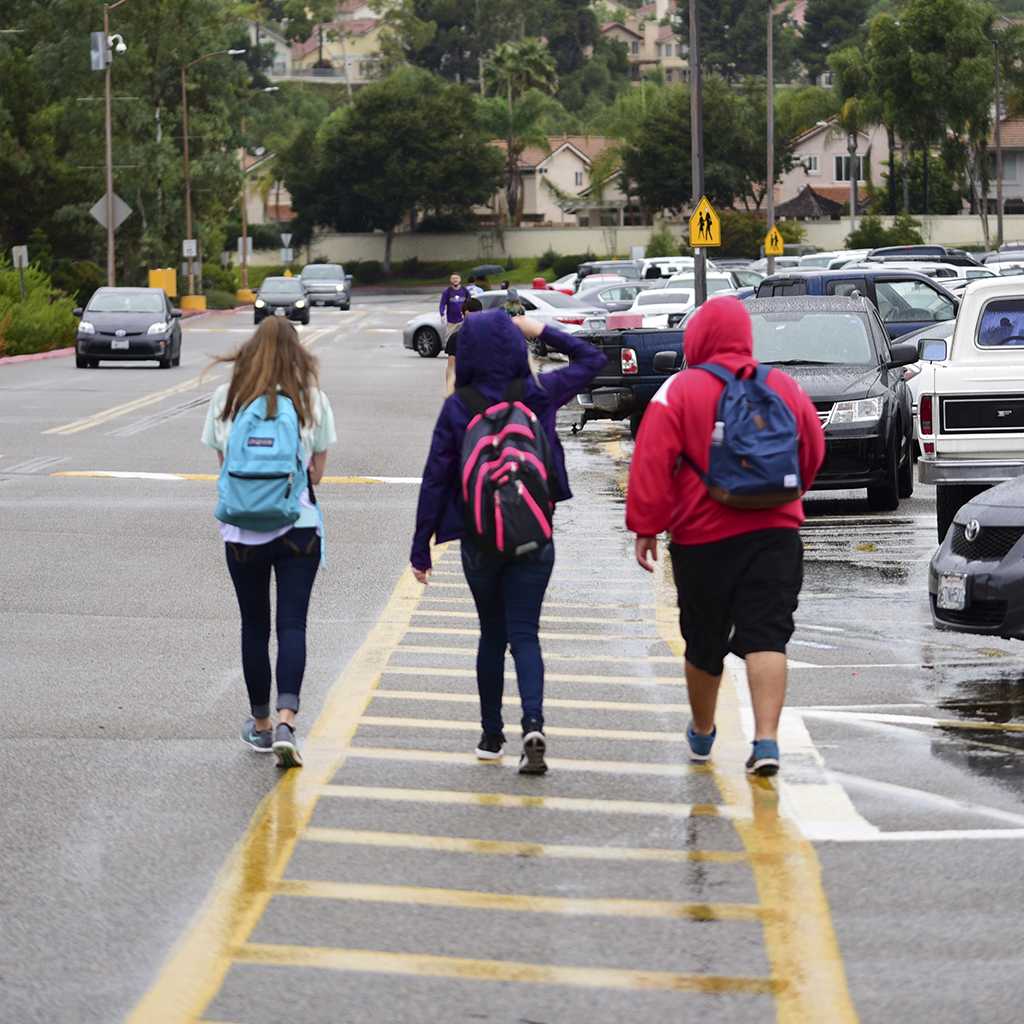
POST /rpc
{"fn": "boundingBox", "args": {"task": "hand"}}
[512,316,544,340]
[412,566,431,585]
[635,536,658,573]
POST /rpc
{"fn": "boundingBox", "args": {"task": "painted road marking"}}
[347,746,707,778]
[357,715,687,742]
[372,690,691,713]
[381,664,682,686]
[233,944,781,996]
[275,878,768,922]
[413,608,658,626]
[51,470,421,484]
[302,827,749,864]
[406,626,666,642]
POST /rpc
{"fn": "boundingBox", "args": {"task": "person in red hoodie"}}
[626,296,824,776]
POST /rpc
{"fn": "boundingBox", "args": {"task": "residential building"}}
[248,22,293,78]
[600,0,689,84]
[776,117,890,208]
[991,117,1024,214]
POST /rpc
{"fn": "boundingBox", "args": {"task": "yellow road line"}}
[406,626,664,642]
[359,714,684,742]
[347,746,706,777]
[302,827,748,864]
[125,560,427,1023]
[413,609,645,626]
[232,944,781,996]
[274,878,767,922]
[393,643,681,664]
[420,595,656,612]
[372,689,690,713]
[381,664,682,686]
[319,784,726,819]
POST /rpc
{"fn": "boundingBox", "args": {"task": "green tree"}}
[799,0,871,79]
[484,38,558,101]
[303,68,502,270]
[775,85,839,143]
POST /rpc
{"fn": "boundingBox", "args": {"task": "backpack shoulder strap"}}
[503,378,526,403]
[455,387,490,415]
[691,362,734,386]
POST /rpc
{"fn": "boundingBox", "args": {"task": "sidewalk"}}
[129,422,855,1023]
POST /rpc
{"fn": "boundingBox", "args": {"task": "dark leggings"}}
[225,527,320,718]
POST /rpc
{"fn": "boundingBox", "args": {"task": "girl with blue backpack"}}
[410,311,604,774]
[202,317,336,768]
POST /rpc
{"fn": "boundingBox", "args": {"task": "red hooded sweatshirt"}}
[626,296,825,546]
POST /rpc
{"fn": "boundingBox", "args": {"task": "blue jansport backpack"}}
[215,394,306,530]
[684,362,801,509]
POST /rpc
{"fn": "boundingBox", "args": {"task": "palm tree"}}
[482,40,558,224]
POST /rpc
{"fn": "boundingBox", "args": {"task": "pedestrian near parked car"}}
[201,317,336,769]
[466,276,485,298]
[411,310,605,774]
[444,296,483,395]
[626,297,824,776]
[439,273,470,342]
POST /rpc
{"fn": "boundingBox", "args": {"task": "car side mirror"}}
[171,308,183,318]
[886,340,919,368]
[653,351,680,373]
[345,274,353,285]
[73,307,83,316]
[918,338,948,362]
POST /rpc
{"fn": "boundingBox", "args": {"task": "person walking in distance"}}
[410,310,605,773]
[626,297,824,776]
[202,317,336,769]
[439,272,470,346]
[444,296,483,396]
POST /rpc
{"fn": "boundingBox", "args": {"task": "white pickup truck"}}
[917,277,1024,539]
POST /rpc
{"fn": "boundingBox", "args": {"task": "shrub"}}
[846,214,923,249]
[0,263,78,356]
[352,260,384,284]
[537,248,560,271]
[400,257,422,277]
[778,221,807,245]
[205,289,238,310]
[503,255,517,270]
[645,226,680,258]
[551,252,596,278]
[202,262,238,294]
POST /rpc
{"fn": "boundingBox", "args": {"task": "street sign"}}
[280,247,294,264]
[89,192,132,231]
[280,233,293,247]
[688,196,721,248]
[764,225,785,257]
[182,239,198,258]
[11,245,28,269]
[90,32,108,72]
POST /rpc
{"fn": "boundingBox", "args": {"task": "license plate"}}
[111,339,129,350]
[274,307,285,316]
[937,573,967,611]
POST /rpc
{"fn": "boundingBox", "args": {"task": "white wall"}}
[799,213,1014,251]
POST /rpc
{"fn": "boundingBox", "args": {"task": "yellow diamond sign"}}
[764,225,785,257]
[688,195,720,248]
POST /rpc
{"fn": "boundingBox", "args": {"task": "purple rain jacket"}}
[439,285,470,324]
[410,309,606,571]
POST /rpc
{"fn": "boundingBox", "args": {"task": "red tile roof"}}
[493,135,617,170]
[995,118,1024,148]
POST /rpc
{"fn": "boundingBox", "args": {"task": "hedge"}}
[0,263,78,357]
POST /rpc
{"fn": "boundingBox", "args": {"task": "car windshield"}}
[302,265,344,279]
[638,291,691,306]
[87,290,164,314]
[750,312,875,365]
[799,256,833,267]
[586,264,641,280]
[977,299,1024,347]
[261,278,304,294]
[670,277,732,294]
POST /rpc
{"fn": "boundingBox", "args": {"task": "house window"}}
[803,155,819,174]
[574,171,583,187]
[677,44,684,57]
[834,155,866,182]
[631,40,639,55]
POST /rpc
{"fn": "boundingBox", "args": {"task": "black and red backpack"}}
[458,380,555,558]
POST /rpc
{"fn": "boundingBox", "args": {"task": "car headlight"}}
[147,321,169,334]
[831,396,884,424]
[335,284,345,292]
[254,299,265,308]
[78,321,95,334]
[295,299,306,308]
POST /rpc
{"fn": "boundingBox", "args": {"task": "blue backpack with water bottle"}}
[215,394,306,530]
[684,362,802,509]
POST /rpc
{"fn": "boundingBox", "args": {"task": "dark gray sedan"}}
[930,477,1024,639]
[74,287,182,369]
[254,276,309,325]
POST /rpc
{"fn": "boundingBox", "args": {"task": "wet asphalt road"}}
[3,295,1024,1023]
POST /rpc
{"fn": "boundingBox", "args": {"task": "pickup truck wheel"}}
[936,484,988,542]
[414,327,442,358]
[867,438,900,512]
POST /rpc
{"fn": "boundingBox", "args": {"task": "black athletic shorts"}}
[669,528,803,677]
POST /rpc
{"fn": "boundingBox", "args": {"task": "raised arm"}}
[516,319,605,409]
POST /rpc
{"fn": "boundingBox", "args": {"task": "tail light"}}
[556,316,585,325]
[621,348,639,375]
[919,394,934,436]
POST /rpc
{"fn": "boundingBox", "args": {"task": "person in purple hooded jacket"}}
[438,272,469,342]
[410,309,605,774]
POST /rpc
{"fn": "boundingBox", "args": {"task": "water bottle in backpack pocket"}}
[683,363,802,509]
[458,380,555,558]
[215,394,307,530]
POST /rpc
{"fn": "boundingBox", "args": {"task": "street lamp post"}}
[180,48,246,298]
[847,131,858,234]
[102,0,131,286]
[766,1,775,276]
[689,0,706,307]
[995,39,1005,249]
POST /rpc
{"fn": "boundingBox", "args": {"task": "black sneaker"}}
[518,719,547,775]
[475,731,506,761]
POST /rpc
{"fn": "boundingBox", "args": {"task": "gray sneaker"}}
[272,723,303,769]
[241,718,273,753]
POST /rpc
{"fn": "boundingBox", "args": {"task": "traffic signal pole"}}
[766,1,775,277]
[689,0,706,307]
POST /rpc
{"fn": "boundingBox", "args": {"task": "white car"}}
[799,250,847,269]
[849,261,996,283]
[639,256,695,279]
[628,288,696,328]
[827,249,873,269]
[549,273,579,294]
[666,271,741,296]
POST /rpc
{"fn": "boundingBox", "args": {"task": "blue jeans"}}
[460,538,555,735]
[225,528,320,718]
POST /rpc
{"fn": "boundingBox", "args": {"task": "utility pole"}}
[766,1,775,276]
[847,131,858,235]
[103,4,115,285]
[995,39,1005,249]
[180,64,195,296]
[689,0,706,307]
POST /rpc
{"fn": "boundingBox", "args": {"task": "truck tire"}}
[935,484,988,542]
[897,429,914,500]
[867,437,900,512]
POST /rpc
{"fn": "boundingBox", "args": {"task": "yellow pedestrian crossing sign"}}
[764,225,785,257]
[688,196,720,248]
